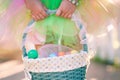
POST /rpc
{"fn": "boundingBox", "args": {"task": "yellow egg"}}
[71,50,78,54]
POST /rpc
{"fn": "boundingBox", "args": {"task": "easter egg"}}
[49,53,57,57]
[58,52,65,56]
[28,49,38,59]
[71,50,78,54]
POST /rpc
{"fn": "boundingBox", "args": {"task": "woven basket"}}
[22,11,90,80]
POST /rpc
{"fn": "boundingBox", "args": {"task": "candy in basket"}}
[22,13,90,80]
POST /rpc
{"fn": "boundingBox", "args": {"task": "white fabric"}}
[23,51,90,73]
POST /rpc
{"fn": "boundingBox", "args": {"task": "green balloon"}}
[28,50,38,59]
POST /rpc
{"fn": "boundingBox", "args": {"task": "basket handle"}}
[22,10,88,57]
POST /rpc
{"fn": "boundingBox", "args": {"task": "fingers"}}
[64,12,70,18]
[38,13,44,19]
[57,8,73,18]
[32,15,38,21]
[63,9,72,18]
[40,10,47,17]
[56,6,68,18]
[28,0,48,21]
[32,13,42,21]
[56,0,76,18]
[56,9,62,16]
[68,14,72,18]
[43,6,47,12]
[31,10,47,21]
[63,12,72,18]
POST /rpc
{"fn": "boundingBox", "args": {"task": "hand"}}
[56,0,76,18]
[25,0,48,21]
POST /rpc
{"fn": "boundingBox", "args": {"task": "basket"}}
[22,10,90,80]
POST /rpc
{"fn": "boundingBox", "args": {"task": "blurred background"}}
[0,0,120,80]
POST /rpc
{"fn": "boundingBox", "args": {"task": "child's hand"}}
[25,0,48,21]
[56,0,76,18]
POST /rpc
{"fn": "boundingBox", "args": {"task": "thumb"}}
[56,9,62,16]
[43,6,47,11]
